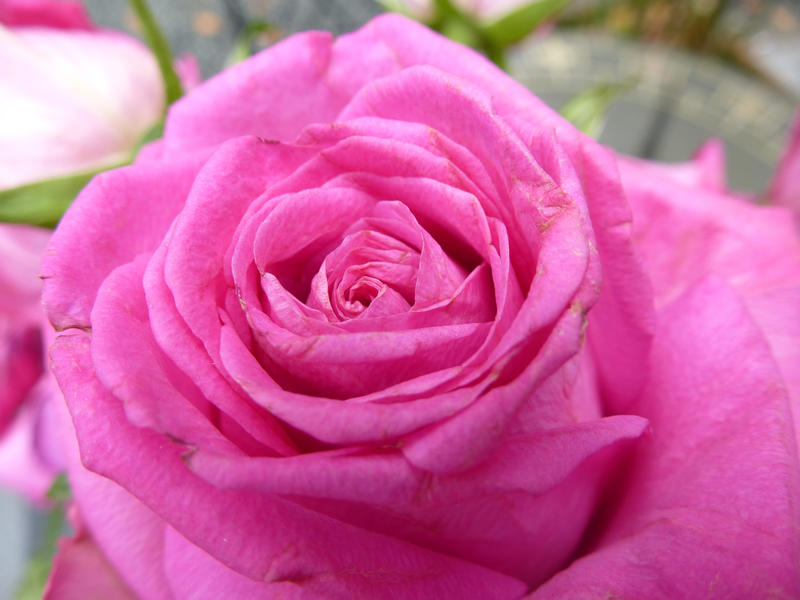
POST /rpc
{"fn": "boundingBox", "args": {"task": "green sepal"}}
[0,162,124,228]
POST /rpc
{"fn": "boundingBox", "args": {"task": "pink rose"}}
[0,223,55,501]
[0,0,164,189]
[42,15,799,599]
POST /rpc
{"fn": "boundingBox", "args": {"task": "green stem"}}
[127,0,183,108]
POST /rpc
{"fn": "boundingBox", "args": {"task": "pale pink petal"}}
[0,27,162,188]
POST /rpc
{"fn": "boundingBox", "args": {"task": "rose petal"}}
[145,240,298,456]
[45,531,136,600]
[527,277,800,599]
[0,27,162,188]
[50,390,169,600]
[0,1,92,29]
[41,154,206,330]
[621,138,726,192]
[219,320,488,444]
[90,255,245,455]
[50,330,528,598]
[401,307,585,473]
[622,158,800,456]
[358,15,655,411]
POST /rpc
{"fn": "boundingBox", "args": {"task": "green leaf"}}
[482,0,571,47]
[46,474,71,503]
[560,80,634,139]
[15,474,71,600]
[0,163,123,227]
[128,0,183,108]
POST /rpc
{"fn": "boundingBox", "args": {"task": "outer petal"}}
[190,413,645,586]
[622,138,726,193]
[528,278,800,599]
[51,331,528,599]
[41,153,206,330]
[45,523,136,600]
[0,0,92,29]
[49,384,171,600]
[621,159,800,451]
[163,28,401,153]
[162,527,312,600]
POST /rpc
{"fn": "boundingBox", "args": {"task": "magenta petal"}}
[51,388,170,600]
[270,416,645,587]
[354,15,655,411]
[578,140,655,412]
[162,527,295,600]
[622,157,800,436]
[41,155,206,330]
[161,523,525,600]
[220,321,484,444]
[164,32,339,150]
[528,278,800,599]
[402,308,585,474]
[90,255,241,455]
[51,331,527,598]
[165,137,313,363]
[145,241,297,456]
[242,305,491,398]
[45,532,135,600]
[0,1,92,30]
[519,125,654,413]
[622,138,727,192]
